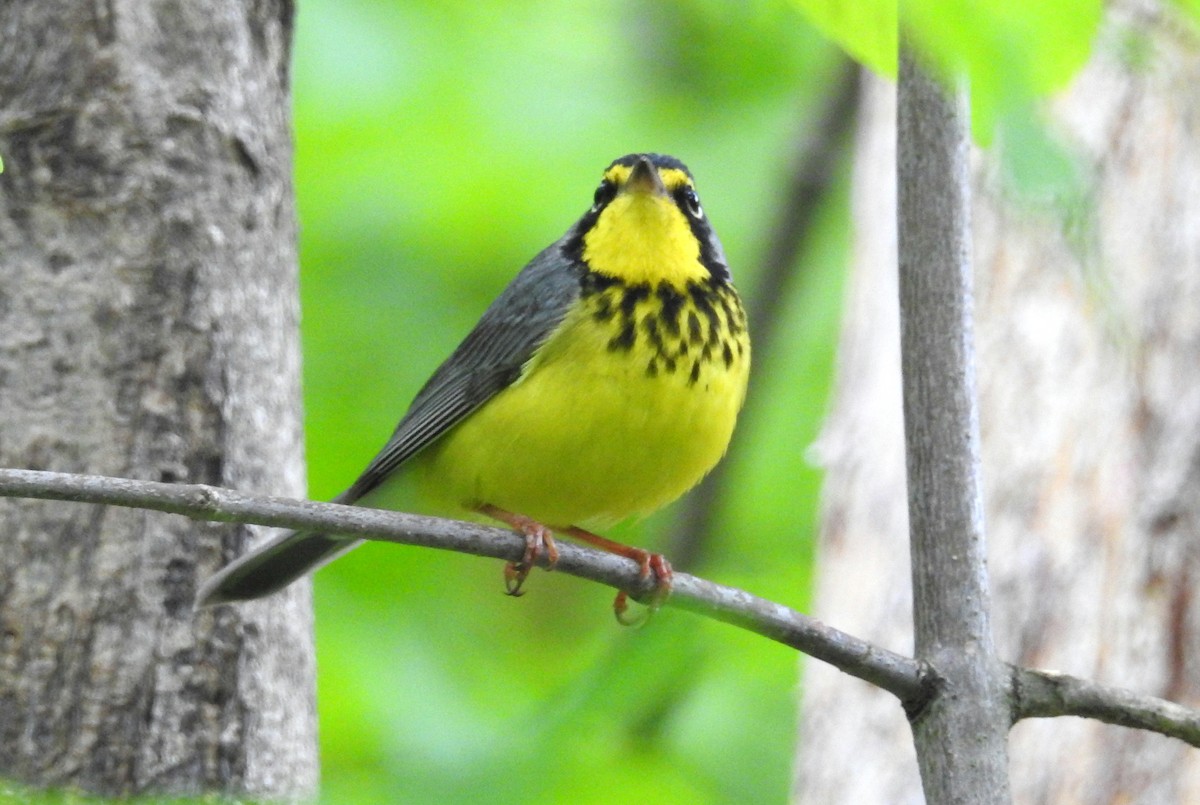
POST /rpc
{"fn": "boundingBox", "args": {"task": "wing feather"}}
[342,240,584,502]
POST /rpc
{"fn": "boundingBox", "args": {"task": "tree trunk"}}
[0,1,317,800]
[795,4,1200,802]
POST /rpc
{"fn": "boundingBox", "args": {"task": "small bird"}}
[196,153,750,621]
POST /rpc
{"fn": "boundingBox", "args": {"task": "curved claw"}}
[480,508,670,621]
[557,525,675,626]
[481,505,559,597]
[613,552,674,626]
[504,561,530,596]
[614,590,647,626]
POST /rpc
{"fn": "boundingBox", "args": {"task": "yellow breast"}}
[411,275,750,529]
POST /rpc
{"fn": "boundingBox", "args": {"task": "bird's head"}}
[566,153,730,288]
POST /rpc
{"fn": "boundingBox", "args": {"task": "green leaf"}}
[905,0,1102,139]
[792,0,898,76]
[794,0,1102,143]
[1170,0,1200,23]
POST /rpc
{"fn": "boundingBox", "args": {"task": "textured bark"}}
[897,52,1010,803]
[796,3,1200,803]
[0,1,317,800]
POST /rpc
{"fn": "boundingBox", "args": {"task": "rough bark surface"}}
[0,1,317,800]
[796,4,1200,803]
[897,52,1011,803]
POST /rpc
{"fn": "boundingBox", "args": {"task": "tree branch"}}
[898,49,1012,802]
[0,467,928,705]
[5,467,1200,749]
[1011,666,1200,748]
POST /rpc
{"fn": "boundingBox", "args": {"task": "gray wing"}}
[195,238,584,608]
[341,239,584,502]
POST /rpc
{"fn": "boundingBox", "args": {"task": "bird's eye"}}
[681,187,704,219]
[592,181,616,211]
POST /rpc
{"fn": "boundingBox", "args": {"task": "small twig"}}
[0,467,928,703]
[1011,666,1200,748]
[669,574,932,708]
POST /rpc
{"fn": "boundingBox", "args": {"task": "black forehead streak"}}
[606,153,693,179]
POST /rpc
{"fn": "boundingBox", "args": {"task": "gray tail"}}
[195,530,362,609]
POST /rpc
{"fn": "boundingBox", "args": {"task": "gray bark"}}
[796,3,1200,803]
[0,1,317,800]
[897,52,1010,803]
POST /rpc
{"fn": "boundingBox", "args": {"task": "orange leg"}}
[477,505,673,623]
[562,526,674,625]
[477,504,560,596]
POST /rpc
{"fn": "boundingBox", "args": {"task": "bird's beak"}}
[624,156,667,197]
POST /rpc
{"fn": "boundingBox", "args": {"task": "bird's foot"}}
[563,526,673,626]
[479,505,559,596]
[612,551,673,626]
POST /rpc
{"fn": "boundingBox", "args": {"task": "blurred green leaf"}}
[794,0,1102,146]
[1175,0,1200,20]
[792,0,898,76]
[905,0,1102,141]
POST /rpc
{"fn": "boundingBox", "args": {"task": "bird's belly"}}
[413,311,748,528]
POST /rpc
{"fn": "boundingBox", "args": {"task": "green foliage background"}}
[294,1,849,802]
[290,0,1129,801]
[1,0,1145,803]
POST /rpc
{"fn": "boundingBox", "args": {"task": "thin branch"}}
[0,467,929,705]
[6,467,1200,747]
[898,48,1011,801]
[1011,666,1200,748]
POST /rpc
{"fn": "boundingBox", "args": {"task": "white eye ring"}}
[683,187,704,219]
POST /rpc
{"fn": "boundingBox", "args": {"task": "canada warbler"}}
[197,153,750,621]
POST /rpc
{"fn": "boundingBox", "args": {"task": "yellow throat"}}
[581,163,709,287]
